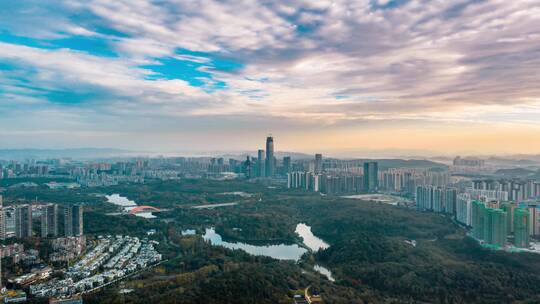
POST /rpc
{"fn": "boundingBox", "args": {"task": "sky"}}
[1,0,540,156]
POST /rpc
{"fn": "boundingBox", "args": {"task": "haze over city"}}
[1,1,540,154]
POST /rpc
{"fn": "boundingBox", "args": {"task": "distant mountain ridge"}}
[495,168,536,178]
[345,158,448,170]
[0,149,448,169]
[0,148,134,160]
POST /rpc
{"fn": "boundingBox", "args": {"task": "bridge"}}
[128,206,161,215]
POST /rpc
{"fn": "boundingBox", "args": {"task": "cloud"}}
[0,0,539,152]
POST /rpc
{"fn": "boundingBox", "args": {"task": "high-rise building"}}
[416,185,433,211]
[64,205,84,237]
[514,208,530,248]
[3,207,15,237]
[265,136,274,177]
[15,205,32,238]
[287,171,321,192]
[472,200,486,240]
[472,200,508,247]
[527,205,540,236]
[445,188,457,215]
[0,209,5,240]
[282,156,291,175]
[500,202,515,234]
[314,154,323,174]
[41,204,58,238]
[456,193,472,226]
[257,149,265,177]
[363,162,378,192]
[433,187,445,212]
[489,209,507,247]
[243,156,255,179]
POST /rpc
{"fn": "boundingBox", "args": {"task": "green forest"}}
[4,178,540,303]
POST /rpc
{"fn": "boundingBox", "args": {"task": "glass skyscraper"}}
[265,136,274,177]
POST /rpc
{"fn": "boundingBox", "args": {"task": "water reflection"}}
[314,265,335,282]
[295,223,329,251]
[203,228,307,260]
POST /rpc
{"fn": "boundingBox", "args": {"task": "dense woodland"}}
[4,178,540,303]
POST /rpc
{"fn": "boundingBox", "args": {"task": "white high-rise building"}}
[456,193,472,226]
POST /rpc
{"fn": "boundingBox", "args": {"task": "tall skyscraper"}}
[265,136,274,177]
[243,156,254,179]
[314,154,323,174]
[363,162,379,192]
[257,149,265,177]
[41,204,58,238]
[15,205,32,238]
[64,204,84,237]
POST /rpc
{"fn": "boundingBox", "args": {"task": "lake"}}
[203,228,308,260]
[295,223,329,251]
[202,223,330,260]
[202,223,336,280]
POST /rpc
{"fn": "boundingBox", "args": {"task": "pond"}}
[295,223,329,251]
[200,223,336,281]
[202,223,330,260]
[314,265,335,282]
[203,228,308,260]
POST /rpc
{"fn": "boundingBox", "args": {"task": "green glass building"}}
[490,209,507,247]
[500,202,514,234]
[472,200,486,239]
[471,200,508,247]
[514,208,530,248]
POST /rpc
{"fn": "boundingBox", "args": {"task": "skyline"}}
[1,1,540,154]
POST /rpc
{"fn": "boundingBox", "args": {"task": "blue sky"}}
[0,0,540,155]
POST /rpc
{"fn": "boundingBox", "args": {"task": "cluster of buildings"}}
[453,156,485,167]
[49,236,86,263]
[0,196,86,301]
[0,139,288,186]
[287,154,453,196]
[416,183,539,249]
[0,198,83,240]
[450,156,495,174]
[242,136,283,178]
[287,160,380,194]
[29,235,161,298]
[416,186,458,214]
[0,162,50,179]
[472,179,540,202]
[379,169,450,193]
[470,201,530,248]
